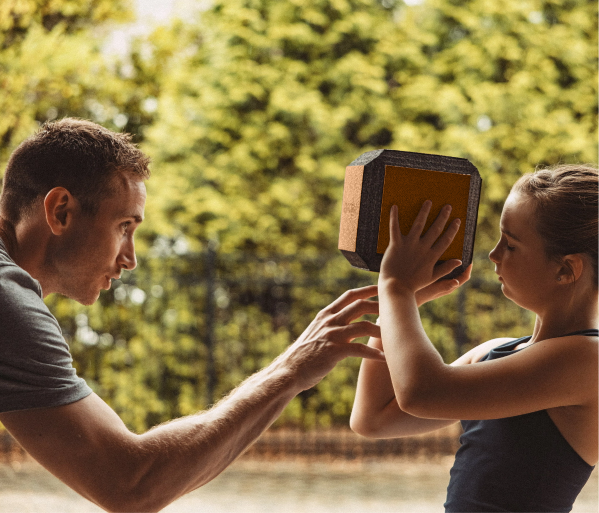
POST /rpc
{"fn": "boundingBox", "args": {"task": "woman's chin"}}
[499,282,515,302]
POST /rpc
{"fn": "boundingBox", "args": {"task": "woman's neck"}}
[531,292,599,343]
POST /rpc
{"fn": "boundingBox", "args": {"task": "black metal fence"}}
[46,246,532,430]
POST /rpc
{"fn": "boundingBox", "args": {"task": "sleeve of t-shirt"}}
[0,264,92,413]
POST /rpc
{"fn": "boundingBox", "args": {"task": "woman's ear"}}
[44,187,76,235]
[556,254,585,284]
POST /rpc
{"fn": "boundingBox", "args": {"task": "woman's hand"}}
[379,201,463,295]
[415,263,472,307]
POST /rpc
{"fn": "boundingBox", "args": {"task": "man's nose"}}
[118,240,137,271]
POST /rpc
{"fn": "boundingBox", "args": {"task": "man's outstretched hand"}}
[281,285,384,391]
[0,286,383,512]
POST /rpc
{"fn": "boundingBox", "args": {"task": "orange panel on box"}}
[338,165,365,252]
[377,166,471,259]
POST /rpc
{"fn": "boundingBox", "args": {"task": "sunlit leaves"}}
[3,0,596,430]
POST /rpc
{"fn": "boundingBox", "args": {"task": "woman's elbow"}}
[396,384,436,418]
[350,411,384,438]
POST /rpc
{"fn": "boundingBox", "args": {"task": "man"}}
[0,118,461,511]
[0,118,385,512]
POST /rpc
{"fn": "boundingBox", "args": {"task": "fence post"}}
[205,241,218,405]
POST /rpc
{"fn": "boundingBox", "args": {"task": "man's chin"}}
[79,295,100,306]
[60,289,101,306]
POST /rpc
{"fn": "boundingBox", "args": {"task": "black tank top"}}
[445,329,598,512]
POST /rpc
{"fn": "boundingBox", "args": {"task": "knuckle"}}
[314,311,328,322]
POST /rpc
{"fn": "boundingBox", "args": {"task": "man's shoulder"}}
[0,243,43,301]
[0,250,50,338]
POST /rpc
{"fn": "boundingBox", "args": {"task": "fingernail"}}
[455,218,461,226]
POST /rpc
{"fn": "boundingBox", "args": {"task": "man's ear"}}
[557,254,585,284]
[44,187,77,235]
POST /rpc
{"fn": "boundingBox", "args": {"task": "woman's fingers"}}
[407,200,432,238]
[431,259,463,281]
[422,204,453,246]
[388,205,402,244]
[456,263,473,285]
[431,217,461,259]
[382,200,469,294]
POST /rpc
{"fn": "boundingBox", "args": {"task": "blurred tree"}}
[0,0,159,169]
[130,0,595,428]
[0,0,164,430]
[2,0,597,431]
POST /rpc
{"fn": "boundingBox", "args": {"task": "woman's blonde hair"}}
[511,164,598,286]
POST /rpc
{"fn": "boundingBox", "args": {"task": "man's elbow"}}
[92,483,174,513]
[82,453,179,512]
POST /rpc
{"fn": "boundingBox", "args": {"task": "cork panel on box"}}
[376,166,471,259]
[338,165,365,252]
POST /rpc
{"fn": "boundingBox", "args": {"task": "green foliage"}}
[0,0,157,169]
[2,0,597,431]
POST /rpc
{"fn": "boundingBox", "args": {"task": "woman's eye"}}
[499,234,515,251]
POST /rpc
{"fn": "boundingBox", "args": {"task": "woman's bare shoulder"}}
[452,337,518,366]
[537,332,598,357]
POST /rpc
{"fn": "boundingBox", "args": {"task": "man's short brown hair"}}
[0,118,151,224]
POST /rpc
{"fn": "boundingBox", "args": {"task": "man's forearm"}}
[123,358,300,511]
[1,286,383,513]
[0,359,300,513]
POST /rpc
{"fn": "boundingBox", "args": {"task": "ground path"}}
[0,456,596,512]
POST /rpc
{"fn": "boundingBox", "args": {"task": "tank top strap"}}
[484,329,597,362]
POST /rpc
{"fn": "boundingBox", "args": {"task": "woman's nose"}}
[488,243,500,264]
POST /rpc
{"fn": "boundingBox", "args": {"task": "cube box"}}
[338,149,482,279]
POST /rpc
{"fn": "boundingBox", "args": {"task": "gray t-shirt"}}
[0,238,92,412]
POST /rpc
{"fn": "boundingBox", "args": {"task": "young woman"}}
[350,164,598,512]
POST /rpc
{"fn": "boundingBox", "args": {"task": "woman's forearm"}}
[351,334,397,435]
[352,316,457,438]
[379,284,447,413]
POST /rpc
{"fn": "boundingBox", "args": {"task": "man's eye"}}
[122,222,131,233]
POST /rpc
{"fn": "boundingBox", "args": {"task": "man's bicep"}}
[0,393,140,506]
[0,266,92,411]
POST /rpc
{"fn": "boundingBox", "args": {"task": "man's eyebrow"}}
[123,214,144,223]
